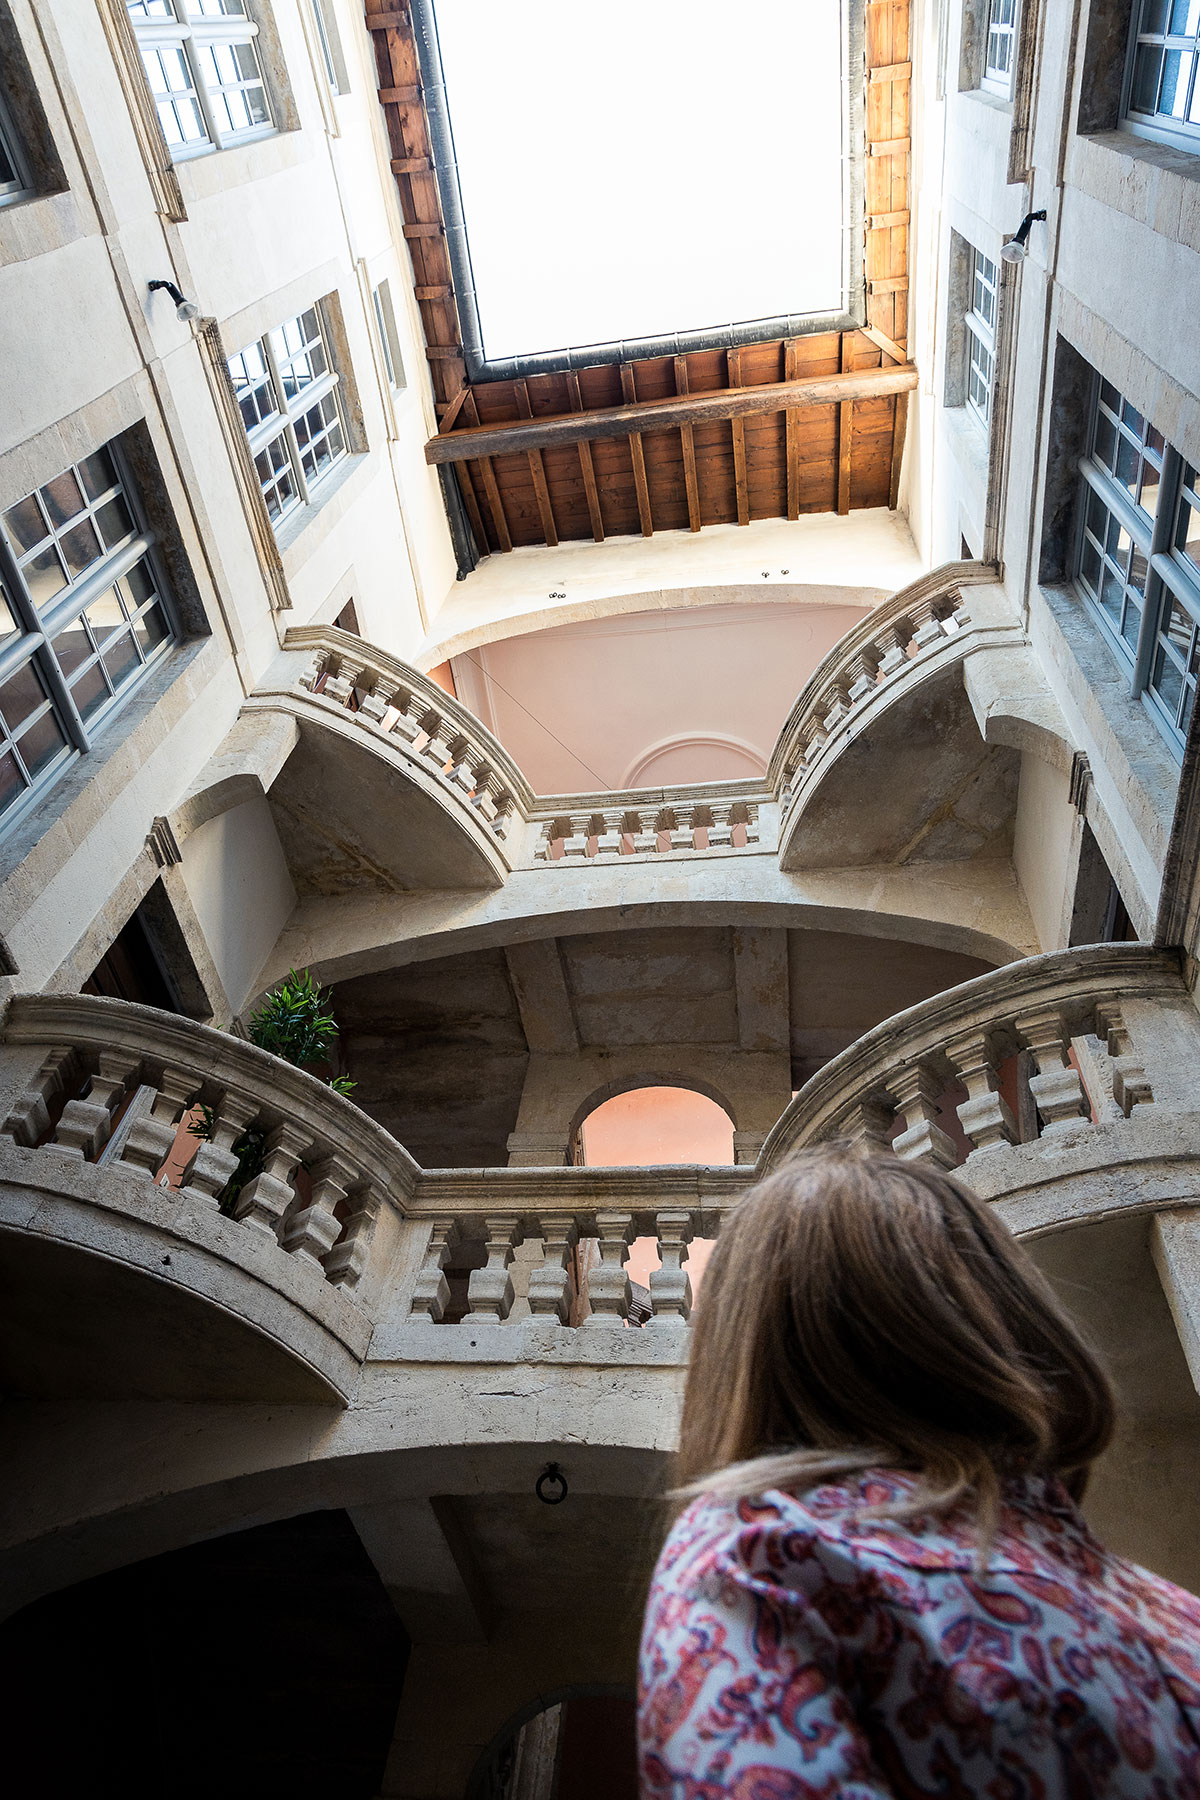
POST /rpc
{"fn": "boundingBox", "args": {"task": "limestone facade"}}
[1,0,1200,1794]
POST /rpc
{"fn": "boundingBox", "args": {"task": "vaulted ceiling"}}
[366,0,915,551]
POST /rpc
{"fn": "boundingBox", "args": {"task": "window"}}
[372,279,406,392]
[127,0,272,156]
[0,445,179,831]
[964,248,999,430]
[308,0,345,94]
[227,305,348,526]
[0,83,30,205]
[1074,376,1200,753]
[982,0,1018,94]
[1124,0,1200,148]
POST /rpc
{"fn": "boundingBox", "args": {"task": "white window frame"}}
[128,0,274,159]
[0,83,31,205]
[964,247,999,431]
[1122,0,1200,153]
[981,0,1018,96]
[1074,374,1200,758]
[0,442,181,835]
[227,304,349,530]
[372,279,406,392]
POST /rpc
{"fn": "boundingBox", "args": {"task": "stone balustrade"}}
[768,560,999,809]
[759,943,1190,1175]
[283,625,534,844]
[0,993,416,1292]
[530,792,765,862]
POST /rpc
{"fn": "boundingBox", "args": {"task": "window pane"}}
[16,706,69,779]
[23,546,68,610]
[1178,468,1200,574]
[1153,642,1185,718]
[85,590,126,641]
[96,495,135,549]
[69,661,111,722]
[0,578,20,645]
[41,471,84,530]
[141,45,209,149]
[103,631,142,689]
[79,449,118,503]
[2,495,47,555]
[1161,49,1195,117]
[0,750,24,816]
[133,603,169,654]
[0,662,48,734]
[121,561,158,610]
[51,619,95,678]
[59,519,102,580]
[228,342,277,431]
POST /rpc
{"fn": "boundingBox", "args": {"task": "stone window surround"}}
[1035,317,1193,899]
[0,0,68,213]
[125,0,299,159]
[1079,0,1200,165]
[941,213,1016,560]
[960,0,1019,99]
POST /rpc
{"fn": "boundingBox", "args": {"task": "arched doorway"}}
[575,1086,730,1311]
[470,1688,637,1800]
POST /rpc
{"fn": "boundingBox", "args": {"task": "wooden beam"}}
[837,336,853,517]
[514,379,558,547]
[674,356,702,532]
[868,276,909,294]
[454,465,488,557]
[402,221,442,240]
[869,136,911,156]
[784,340,800,521]
[861,324,908,365]
[566,372,604,542]
[438,385,472,434]
[476,457,511,552]
[727,349,749,527]
[415,284,453,301]
[366,10,411,29]
[378,85,422,104]
[620,365,654,537]
[424,345,462,360]
[869,60,912,80]
[424,364,918,464]
[391,155,432,175]
[890,390,909,511]
[866,209,910,228]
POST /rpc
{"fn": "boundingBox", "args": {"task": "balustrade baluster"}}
[297,651,327,693]
[890,1065,958,1168]
[234,1120,310,1242]
[52,1053,138,1159]
[419,711,455,770]
[707,804,734,849]
[358,671,403,725]
[526,1211,579,1323]
[181,1091,260,1202]
[946,1032,1017,1151]
[120,1067,195,1176]
[387,689,426,744]
[649,1209,693,1320]
[3,1046,80,1146]
[583,1210,633,1324]
[1094,1001,1154,1115]
[822,681,852,732]
[467,1215,521,1319]
[909,601,945,652]
[846,647,881,704]
[322,657,364,707]
[594,814,623,858]
[323,1187,381,1290]
[1015,1008,1091,1132]
[282,1150,355,1265]
[409,1217,456,1319]
[560,816,589,857]
[875,618,914,676]
[843,1098,895,1153]
[629,812,659,855]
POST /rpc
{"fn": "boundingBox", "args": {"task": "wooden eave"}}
[367,0,912,552]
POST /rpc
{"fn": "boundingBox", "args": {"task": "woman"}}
[639,1146,1200,1798]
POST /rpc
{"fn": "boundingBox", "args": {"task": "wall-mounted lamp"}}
[148,278,201,322]
[1000,209,1048,265]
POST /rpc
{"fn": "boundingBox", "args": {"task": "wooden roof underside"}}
[366,0,913,552]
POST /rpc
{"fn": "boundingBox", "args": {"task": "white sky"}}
[431,0,847,361]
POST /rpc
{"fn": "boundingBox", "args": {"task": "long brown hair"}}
[673,1145,1115,1530]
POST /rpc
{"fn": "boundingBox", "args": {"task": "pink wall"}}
[451,600,870,792]
[580,1087,727,1300]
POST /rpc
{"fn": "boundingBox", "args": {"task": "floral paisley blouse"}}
[638,1470,1200,1798]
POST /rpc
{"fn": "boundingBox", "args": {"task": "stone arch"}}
[620,732,768,788]
[567,1072,740,1147]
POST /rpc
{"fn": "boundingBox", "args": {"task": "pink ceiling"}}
[450,599,871,793]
